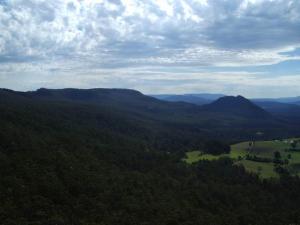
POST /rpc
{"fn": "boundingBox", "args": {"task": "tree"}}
[273,151,282,164]
[274,165,289,176]
[273,151,281,160]
[291,141,297,150]
[202,140,231,155]
[248,142,252,149]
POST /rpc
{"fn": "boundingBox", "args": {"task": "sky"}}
[0,0,300,97]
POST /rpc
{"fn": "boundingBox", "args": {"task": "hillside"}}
[254,96,300,104]
[202,95,271,119]
[1,88,300,224]
[1,88,298,143]
[152,93,300,118]
[152,95,211,105]
[254,101,300,120]
[151,93,224,105]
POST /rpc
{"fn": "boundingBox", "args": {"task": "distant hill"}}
[25,88,202,118]
[0,88,209,152]
[202,95,271,119]
[294,101,300,105]
[0,88,298,145]
[151,95,211,105]
[253,96,300,104]
[254,101,300,119]
[151,93,224,105]
[189,93,225,100]
[152,93,300,106]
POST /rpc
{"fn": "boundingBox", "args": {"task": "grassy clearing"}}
[184,138,300,179]
[183,151,229,163]
[235,160,278,179]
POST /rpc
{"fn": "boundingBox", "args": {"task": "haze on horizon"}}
[0,0,300,98]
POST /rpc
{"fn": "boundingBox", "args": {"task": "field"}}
[184,151,229,163]
[184,138,300,179]
[235,160,278,179]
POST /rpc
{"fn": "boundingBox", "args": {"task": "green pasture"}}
[236,160,278,179]
[183,151,229,164]
[184,138,300,179]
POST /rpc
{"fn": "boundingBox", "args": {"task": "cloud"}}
[1,0,299,65]
[2,61,300,97]
[0,0,300,96]
[206,0,300,50]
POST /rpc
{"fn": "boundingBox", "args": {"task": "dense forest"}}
[1,88,300,225]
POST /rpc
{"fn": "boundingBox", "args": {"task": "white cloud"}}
[0,0,300,96]
[2,60,300,97]
[1,0,299,65]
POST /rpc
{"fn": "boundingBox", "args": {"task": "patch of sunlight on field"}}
[230,142,249,159]
[236,160,278,179]
[183,151,202,164]
[183,151,229,164]
[289,152,300,164]
[231,139,296,159]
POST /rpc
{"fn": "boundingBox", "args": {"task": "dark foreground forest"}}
[1,88,300,225]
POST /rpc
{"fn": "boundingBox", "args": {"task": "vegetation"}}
[202,140,231,155]
[236,160,278,179]
[2,88,300,224]
[183,151,229,163]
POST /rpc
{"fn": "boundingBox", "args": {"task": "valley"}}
[1,88,300,224]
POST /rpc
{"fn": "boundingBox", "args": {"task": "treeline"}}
[202,140,231,155]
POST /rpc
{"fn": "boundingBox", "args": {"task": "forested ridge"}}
[1,88,300,225]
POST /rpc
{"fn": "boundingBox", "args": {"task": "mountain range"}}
[1,88,299,147]
[152,93,300,105]
[152,92,300,121]
[151,93,225,105]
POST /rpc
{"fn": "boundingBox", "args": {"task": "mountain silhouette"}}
[202,95,270,119]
